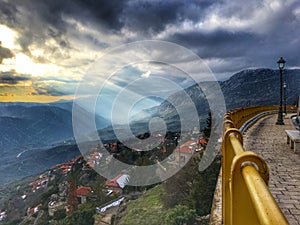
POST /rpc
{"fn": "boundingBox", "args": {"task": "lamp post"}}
[276,57,285,125]
[283,82,287,115]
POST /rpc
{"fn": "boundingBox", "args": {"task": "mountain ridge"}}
[0,68,299,185]
[132,68,299,126]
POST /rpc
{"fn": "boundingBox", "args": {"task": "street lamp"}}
[276,57,285,125]
[283,82,287,115]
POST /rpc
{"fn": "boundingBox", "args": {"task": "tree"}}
[53,208,67,220]
[202,112,212,138]
[67,175,78,214]
[62,209,95,225]
[162,154,221,216]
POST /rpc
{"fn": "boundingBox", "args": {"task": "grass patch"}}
[118,185,167,225]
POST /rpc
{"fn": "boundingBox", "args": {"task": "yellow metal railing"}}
[222,106,289,225]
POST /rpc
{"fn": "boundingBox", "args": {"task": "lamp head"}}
[277,57,286,70]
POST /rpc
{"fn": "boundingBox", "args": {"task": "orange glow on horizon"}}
[0,95,74,103]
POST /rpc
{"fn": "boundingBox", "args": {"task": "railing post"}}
[221,105,289,225]
[230,152,269,225]
[222,128,243,225]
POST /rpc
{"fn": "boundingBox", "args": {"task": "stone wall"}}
[209,169,222,225]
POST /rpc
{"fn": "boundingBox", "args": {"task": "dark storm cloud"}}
[20,0,127,30]
[0,0,299,81]
[34,85,75,96]
[34,77,78,96]
[170,30,260,59]
[0,0,68,58]
[121,0,214,35]
[0,70,73,96]
[0,43,14,63]
[0,0,127,39]
[34,88,66,96]
[73,0,127,29]
[0,71,30,84]
[0,0,216,44]
[0,1,18,24]
[0,0,128,58]
[0,0,219,51]
[162,0,300,76]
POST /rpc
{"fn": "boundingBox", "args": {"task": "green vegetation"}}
[0,115,219,225]
[117,185,166,225]
[202,112,212,138]
[165,205,196,225]
[40,185,59,210]
[163,154,221,216]
[53,208,67,220]
[117,152,221,225]
[61,209,95,225]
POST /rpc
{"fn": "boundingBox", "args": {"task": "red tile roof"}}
[105,174,130,189]
[175,146,191,154]
[199,138,208,144]
[28,205,41,215]
[174,141,196,154]
[105,174,123,188]
[76,186,92,196]
[182,141,197,147]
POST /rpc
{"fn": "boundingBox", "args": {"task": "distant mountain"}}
[0,105,73,150]
[222,68,300,109]
[1,68,299,184]
[0,101,111,184]
[130,68,300,132]
[149,83,211,131]
[0,143,80,184]
[0,102,110,151]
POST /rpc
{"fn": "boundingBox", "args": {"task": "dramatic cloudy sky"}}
[0,0,300,105]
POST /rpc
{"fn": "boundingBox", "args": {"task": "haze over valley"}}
[0,68,299,184]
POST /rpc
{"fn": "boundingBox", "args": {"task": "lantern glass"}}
[277,57,285,70]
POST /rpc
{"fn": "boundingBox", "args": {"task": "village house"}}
[0,210,7,222]
[27,204,41,216]
[50,156,82,174]
[173,141,195,165]
[76,186,92,204]
[87,151,103,168]
[198,137,208,146]
[28,176,49,192]
[96,197,125,213]
[105,174,130,194]
[21,192,29,200]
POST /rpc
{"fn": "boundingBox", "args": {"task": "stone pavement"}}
[244,114,300,225]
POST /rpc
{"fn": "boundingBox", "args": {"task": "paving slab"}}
[244,114,300,225]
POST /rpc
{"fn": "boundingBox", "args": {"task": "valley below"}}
[0,68,299,224]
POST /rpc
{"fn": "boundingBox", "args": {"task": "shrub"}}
[61,209,95,225]
[53,208,67,220]
[165,205,196,225]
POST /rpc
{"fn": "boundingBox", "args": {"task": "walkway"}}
[244,114,300,225]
